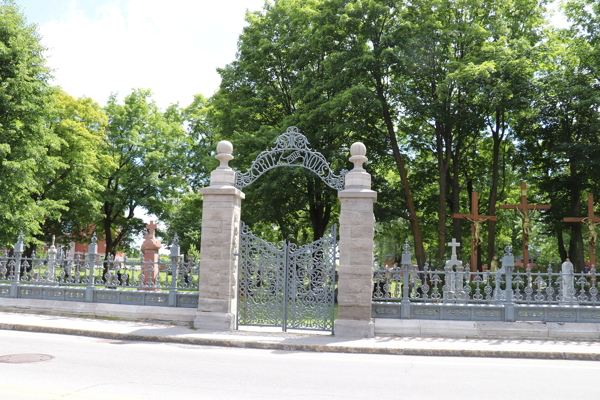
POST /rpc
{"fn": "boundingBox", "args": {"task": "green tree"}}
[38,90,110,249]
[515,30,600,271]
[468,0,546,265]
[0,1,57,246]
[329,0,427,267]
[99,89,187,265]
[210,0,354,242]
[161,192,203,259]
[183,94,216,190]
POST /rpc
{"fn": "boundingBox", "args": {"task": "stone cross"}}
[499,183,550,269]
[145,220,158,239]
[444,238,465,302]
[447,238,460,259]
[452,192,496,273]
[563,194,600,266]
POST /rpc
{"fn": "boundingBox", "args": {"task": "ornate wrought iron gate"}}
[237,222,337,332]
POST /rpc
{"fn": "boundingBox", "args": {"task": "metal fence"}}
[0,233,200,308]
[373,243,600,323]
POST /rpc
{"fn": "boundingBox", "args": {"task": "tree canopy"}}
[1,0,599,273]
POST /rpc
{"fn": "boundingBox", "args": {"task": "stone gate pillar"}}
[194,141,244,330]
[335,143,377,337]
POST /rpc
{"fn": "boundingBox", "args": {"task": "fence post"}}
[85,233,97,302]
[401,240,411,318]
[502,246,515,321]
[48,235,57,282]
[168,235,180,307]
[9,231,24,298]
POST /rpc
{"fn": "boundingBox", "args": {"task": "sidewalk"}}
[2,311,600,361]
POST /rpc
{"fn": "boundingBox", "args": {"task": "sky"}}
[18,0,569,110]
[17,0,266,110]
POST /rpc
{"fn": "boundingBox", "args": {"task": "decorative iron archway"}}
[235,127,343,332]
[234,126,348,190]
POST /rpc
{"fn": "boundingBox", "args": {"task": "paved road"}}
[1,330,599,400]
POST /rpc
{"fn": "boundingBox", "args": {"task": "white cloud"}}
[39,0,265,109]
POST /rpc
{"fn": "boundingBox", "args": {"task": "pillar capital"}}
[210,140,237,187]
[344,142,372,190]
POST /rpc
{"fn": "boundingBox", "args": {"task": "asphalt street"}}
[1,330,599,400]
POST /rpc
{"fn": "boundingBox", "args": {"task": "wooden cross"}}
[499,183,550,268]
[564,194,600,266]
[452,192,496,273]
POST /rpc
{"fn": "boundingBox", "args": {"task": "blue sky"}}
[16,0,266,110]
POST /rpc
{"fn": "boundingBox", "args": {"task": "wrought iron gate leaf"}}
[237,222,336,332]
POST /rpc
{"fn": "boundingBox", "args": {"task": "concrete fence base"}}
[375,318,600,340]
[0,298,196,326]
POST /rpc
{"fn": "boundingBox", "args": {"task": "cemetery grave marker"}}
[563,194,600,266]
[452,192,496,273]
[499,183,550,269]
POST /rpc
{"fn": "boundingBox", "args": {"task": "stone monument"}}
[560,258,576,304]
[140,220,161,288]
[443,238,466,302]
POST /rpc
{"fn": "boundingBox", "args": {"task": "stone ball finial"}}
[215,140,234,169]
[349,142,368,172]
[350,142,367,157]
[216,140,233,155]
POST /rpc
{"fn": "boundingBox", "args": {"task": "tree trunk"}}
[487,112,503,266]
[566,161,584,272]
[374,75,425,267]
[436,122,451,261]
[451,142,461,246]
[307,179,332,242]
[557,224,567,261]
[566,190,585,272]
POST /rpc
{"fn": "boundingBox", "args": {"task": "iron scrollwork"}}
[237,222,337,332]
[234,126,348,191]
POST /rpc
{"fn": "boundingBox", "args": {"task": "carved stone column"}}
[335,143,377,337]
[194,141,244,331]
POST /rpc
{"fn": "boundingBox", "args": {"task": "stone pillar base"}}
[193,311,236,331]
[334,319,375,338]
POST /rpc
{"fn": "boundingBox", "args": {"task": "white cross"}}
[447,238,460,258]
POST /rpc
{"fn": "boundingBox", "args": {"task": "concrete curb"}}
[2,322,599,361]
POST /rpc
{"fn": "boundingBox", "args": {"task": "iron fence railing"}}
[0,232,199,307]
[373,242,599,308]
[373,264,599,306]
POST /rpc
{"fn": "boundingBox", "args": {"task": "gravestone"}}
[560,258,576,304]
[444,238,466,303]
[493,247,513,301]
[140,220,161,288]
